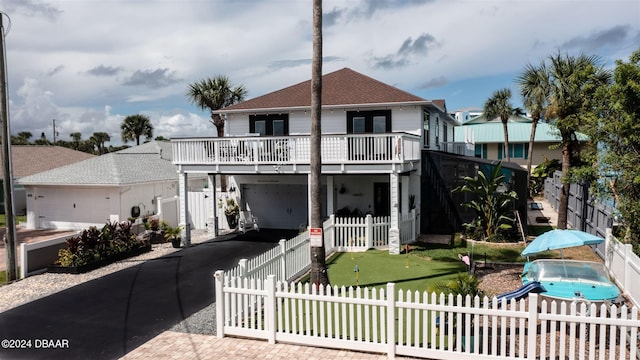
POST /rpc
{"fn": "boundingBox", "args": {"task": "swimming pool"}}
[521,259,621,306]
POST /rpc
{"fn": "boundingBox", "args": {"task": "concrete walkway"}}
[121,331,418,360]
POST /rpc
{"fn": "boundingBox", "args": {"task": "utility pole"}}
[0,13,18,282]
[52,118,57,145]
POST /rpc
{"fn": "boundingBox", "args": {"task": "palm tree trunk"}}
[526,118,538,192]
[557,138,571,229]
[212,113,228,192]
[502,123,511,162]
[309,0,329,287]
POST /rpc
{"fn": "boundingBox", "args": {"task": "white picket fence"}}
[215,272,639,359]
[225,231,314,283]
[603,228,640,309]
[224,212,418,283]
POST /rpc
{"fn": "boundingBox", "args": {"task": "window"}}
[346,110,391,133]
[443,123,448,143]
[475,144,488,159]
[498,143,529,159]
[249,114,289,136]
[423,110,430,147]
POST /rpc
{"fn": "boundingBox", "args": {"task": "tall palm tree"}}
[186,75,247,138]
[545,52,611,229]
[517,61,550,188]
[484,88,515,162]
[121,114,154,145]
[186,76,246,192]
[70,132,82,150]
[90,132,111,155]
[309,0,329,287]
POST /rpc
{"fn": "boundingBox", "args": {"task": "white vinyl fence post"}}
[328,214,336,250]
[266,275,276,344]
[386,283,396,359]
[365,214,373,249]
[214,270,225,339]
[527,293,539,358]
[279,239,287,281]
[238,259,248,278]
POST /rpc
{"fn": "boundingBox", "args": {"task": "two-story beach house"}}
[172,68,528,253]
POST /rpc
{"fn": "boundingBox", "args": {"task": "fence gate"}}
[188,191,210,230]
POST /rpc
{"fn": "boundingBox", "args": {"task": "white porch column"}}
[207,174,217,236]
[307,173,312,229]
[389,173,400,254]
[178,170,191,246]
[401,175,409,215]
[326,175,334,217]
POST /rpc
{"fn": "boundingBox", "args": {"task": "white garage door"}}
[37,188,110,229]
[242,184,307,230]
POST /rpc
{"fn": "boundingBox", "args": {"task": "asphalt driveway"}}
[0,229,298,360]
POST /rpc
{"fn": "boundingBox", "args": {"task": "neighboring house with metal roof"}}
[16,141,204,230]
[454,114,587,170]
[0,146,95,215]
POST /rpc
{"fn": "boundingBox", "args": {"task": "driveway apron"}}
[0,230,292,359]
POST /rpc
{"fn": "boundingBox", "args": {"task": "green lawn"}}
[303,239,530,294]
[0,214,27,227]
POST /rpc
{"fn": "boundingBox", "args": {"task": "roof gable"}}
[0,146,95,179]
[220,68,427,112]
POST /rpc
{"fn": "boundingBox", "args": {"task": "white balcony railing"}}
[172,133,421,166]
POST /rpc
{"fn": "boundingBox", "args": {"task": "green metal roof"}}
[455,122,588,143]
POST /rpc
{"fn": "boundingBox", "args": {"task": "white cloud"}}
[1,0,638,144]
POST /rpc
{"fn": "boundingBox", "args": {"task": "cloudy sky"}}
[1,0,639,146]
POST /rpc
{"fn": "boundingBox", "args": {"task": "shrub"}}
[55,221,144,267]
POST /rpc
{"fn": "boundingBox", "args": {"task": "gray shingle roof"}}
[16,141,177,186]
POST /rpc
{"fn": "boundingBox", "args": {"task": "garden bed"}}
[47,244,152,274]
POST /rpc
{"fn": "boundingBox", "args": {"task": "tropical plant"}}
[55,221,142,267]
[163,225,183,242]
[121,114,154,145]
[70,132,82,150]
[90,132,111,154]
[11,131,33,144]
[428,272,486,299]
[452,162,518,241]
[545,52,611,229]
[483,88,518,162]
[224,198,240,217]
[529,157,561,197]
[517,60,550,185]
[186,75,246,138]
[587,49,640,248]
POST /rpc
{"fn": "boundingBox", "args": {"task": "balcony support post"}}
[178,169,191,247]
[207,174,217,236]
[326,175,334,215]
[388,172,400,254]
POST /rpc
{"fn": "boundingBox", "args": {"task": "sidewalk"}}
[121,331,418,360]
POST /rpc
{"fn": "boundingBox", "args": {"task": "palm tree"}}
[545,52,611,229]
[121,114,154,145]
[186,75,247,138]
[484,88,516,162]
[309,0,329,287]
[517,61,550,188]
[11,131,32,145]
[90,132,111,154]
[70,132,82,150]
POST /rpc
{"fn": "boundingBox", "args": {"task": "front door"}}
[373,183,390,217]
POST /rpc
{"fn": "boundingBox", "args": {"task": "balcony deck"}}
[172,133,422,174]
